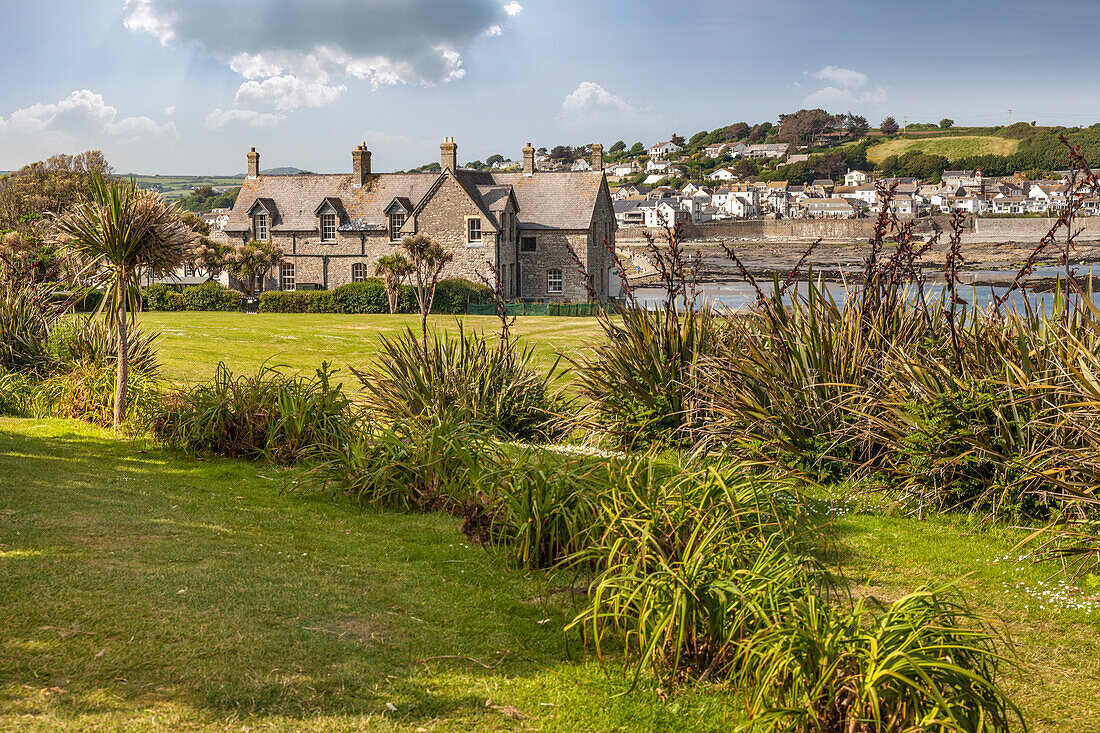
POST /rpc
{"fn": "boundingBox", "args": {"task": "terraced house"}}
[223,139,616,301]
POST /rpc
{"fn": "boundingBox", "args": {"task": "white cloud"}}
[204,108,285,130]
[0,89,176,141]
[813,66,868,89]
[804,66,887,109]
[236,75,346,111]
[561,82,637,119]
[165,105,176,116]
[123,0,520,110]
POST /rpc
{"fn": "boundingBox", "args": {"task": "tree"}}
[374,253,412,314]
[880,116,900,135]
[0,151,113,233]
[224,239,282,295]
[609,140,626,154]
[688,131,709,147]
[188,236,229,281]
[777,108,835,147]
[402,234,453,358]
[940,118,954,129]
[55,176,190,428]
[843,113,870,139]
[485,154,504,166]
[670,133,686,147]
[628,142,645,156]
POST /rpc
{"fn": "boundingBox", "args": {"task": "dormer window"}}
[253,213,268,241]
[389,212,405,242]
[320,212,336,242]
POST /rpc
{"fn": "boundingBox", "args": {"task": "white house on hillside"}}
[648,141,683,159]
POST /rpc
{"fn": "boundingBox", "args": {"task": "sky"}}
[1,0,1099,175]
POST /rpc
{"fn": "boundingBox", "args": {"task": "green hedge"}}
[432,278,492,314]
[180,282,243,312]
[258,290,338,313]
[333,279,388,314]
[145,283,183,311]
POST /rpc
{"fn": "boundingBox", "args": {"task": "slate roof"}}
[225,168,605,234]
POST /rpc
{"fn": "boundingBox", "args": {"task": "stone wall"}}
[968,217,1100,243]
[616,214,973,245]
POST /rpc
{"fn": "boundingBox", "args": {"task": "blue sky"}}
[2,0,1098,174]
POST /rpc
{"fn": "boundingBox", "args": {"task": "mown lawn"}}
[134,313,604,386]
[0,419,737,732]
[865,134,1020,164]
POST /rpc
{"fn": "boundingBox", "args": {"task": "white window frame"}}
[320,212,336,242]
[253,213,268,241]
[389,212,405,242]
[280,262,295,291]
[467,217,482,244]
[547,268,563,295]
[352,263,367,282]
[252,272,264,294]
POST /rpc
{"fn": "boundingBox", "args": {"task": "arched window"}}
[280,262,295,291]
[352,263,367,282]
[546,268,562,295]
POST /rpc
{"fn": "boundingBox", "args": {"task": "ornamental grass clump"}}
[356,324,566,441]
[152,361,357,464]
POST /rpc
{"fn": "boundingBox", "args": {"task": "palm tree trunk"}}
[114,276,129,429]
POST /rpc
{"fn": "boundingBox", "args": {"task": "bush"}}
[356,326,567,441]
[47,320,162,377]
[145,283,183,311]
[0,370,34,416]
[0,287,50,375]
[431,278,493,314]
[36,364,160,428]
[151,362,358,464]
[258,290,337,313]
[180,281,241,311]
[333,280,387,314]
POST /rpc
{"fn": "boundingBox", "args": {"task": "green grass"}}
[0,418,738,731]
[866,135,1020,164]
[134,313,605,386]
[6,313,1100,730]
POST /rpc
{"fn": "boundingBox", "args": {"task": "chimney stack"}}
[522,142,535,176]
[247,147,260,178]
[591,142,604,172]
[352,142,371,186]
[440,136,457,171]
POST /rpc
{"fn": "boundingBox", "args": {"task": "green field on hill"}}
[126,174,245,200]
[866,135,1020,164]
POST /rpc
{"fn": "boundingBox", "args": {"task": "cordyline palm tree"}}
[402,234,452,359]
[55,175,191,428]
[373,253,412,314]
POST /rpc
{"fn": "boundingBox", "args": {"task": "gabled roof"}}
[226,167,605,234]
[313,196,347,220]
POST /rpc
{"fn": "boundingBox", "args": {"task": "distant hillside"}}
[866,135,1020,165]
[261,166,309,175]
[129,174,246,200]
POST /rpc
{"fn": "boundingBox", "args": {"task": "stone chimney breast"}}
[440,136,457,171]
[522,142,535,176]
[591,142,604,172]
[247,147,260,178]
[352,142,371,186]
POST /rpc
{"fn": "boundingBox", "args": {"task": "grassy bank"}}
[866,135,1020,164]
[133,313,604,385]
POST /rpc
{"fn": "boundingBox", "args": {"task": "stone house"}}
[223,139,616,302]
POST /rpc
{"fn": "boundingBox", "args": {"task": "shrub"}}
[0,370,34,416]
[36,364,160,428]
[145,282,183,311]
[300,414,498,512]
[333,280,387,314]
[48,320,162,377]
[180,281,241,311]
[356,326,566,441]
[574,306,716,449]
[0,287,50,374]
[258,290,337,313]
[152,362,358,464]
[431,277,492,314]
